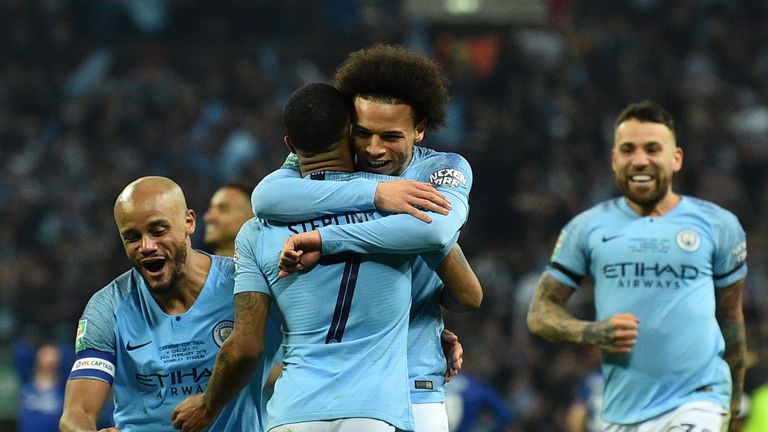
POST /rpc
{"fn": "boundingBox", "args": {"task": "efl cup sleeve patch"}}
[429,168,468,188]
[69,349,116,384]
[75,319,87,352]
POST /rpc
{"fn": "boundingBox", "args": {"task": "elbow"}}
[462,286,483,311]
[526,306,543,336]
[249,188,270,218]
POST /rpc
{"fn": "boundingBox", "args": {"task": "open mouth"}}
[141,258,167,277]
[364,160,390,171]
[629,174,653,184]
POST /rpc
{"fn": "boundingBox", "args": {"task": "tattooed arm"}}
[715,278,747,425]
[527,273,639,353]
[439,244,483,312]
[171,292,271,432]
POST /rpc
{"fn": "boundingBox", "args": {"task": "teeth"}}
[368,161,387,168]
[630,175,652,182]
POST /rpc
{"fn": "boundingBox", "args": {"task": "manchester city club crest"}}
[676,229,701,252]
[212,320,234,347]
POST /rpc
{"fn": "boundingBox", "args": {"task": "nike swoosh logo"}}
[126,341,152,351]
[602,234,623,242]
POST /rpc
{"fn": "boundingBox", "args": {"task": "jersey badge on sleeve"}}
[212,320,234,347]
[732,241,747,263]
[429,168,467,188]
[75,319,87,351]
[676,229,701,252]
[551,229,567,261]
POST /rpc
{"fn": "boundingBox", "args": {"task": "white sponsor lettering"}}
[429,168,467,188]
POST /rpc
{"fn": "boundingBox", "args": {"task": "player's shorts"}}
[604,400,729,432]
[270,418,395,432]
[413,402,449,432]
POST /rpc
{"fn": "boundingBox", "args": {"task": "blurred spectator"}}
[446,373,517,432]
[2,1,768,429]
[14,342,68,432]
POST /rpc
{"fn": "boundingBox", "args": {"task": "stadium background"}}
[2,0,768,430]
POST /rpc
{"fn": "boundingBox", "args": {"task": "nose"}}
[629,150,650,167]
[365,136,387,158]
[139,235,158,254]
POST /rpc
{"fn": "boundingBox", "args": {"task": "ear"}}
[284,136,297,154]
[414,120,427,143]
[186,209,196,235]
[673,146,683,173]
[610,148,618,173]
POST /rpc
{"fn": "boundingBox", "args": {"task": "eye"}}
[353,129,372,138]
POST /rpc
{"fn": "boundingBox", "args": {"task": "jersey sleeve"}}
[712,210,748,288]
[318,155,471,256]
[545,213,590,289]
[250,168,379,221]
[233,219,271,296]
[68,286,119,384]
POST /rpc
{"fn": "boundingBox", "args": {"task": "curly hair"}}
[334,44,449,131]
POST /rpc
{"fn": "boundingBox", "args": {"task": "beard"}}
[616,174,671,212]
[134,240,188,293]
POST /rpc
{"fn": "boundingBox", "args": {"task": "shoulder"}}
[682,196,742,227]
[85,270,136,314]
[210,254,236,279]
[413,146,471,170]
[569,198,622,226]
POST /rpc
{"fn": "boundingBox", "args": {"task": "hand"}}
[441,329,463,382]
[279,231,322,278]
[171,394,217,432]
[374,180,451,223]
[583,313,640,354]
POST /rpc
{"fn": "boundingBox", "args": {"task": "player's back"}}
[236,212,414,431]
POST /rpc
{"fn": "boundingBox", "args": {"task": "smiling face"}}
[351,96,425,176]
[612,119,683,213]
[114,179,194,293]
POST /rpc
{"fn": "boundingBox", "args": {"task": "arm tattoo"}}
[715,279,747,413]
[527,273,585,344]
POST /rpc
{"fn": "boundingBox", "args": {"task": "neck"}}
[34,371,58,390]
[152,248,211,315]
[626,191,681,216]
[298,148,355,177]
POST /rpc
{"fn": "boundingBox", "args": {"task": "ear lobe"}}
[186,209,196,234]
[414,121,427,143]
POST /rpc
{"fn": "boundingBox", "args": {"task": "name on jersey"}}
[288,211,377,234]
[604,262,699,290]
[429,168,467,188]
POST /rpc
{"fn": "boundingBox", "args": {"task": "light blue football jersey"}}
[250,146,473,403]
[546,196,747,424]
[234,202,420,430]
[68,254,282,432]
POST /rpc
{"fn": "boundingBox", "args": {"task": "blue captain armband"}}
[69,349,116,384]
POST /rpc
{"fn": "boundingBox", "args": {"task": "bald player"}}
[60,176,275,432]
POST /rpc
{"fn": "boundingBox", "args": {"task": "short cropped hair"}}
[615,100,675,134]
[334,44,449,130]
[283,82,351,155]
[221,180,254,198]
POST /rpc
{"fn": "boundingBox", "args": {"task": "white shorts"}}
[413,402,449,432]
[270,418,395,432]
[604,400,729,432]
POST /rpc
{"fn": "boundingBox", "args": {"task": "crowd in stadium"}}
[2,0,768,430]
